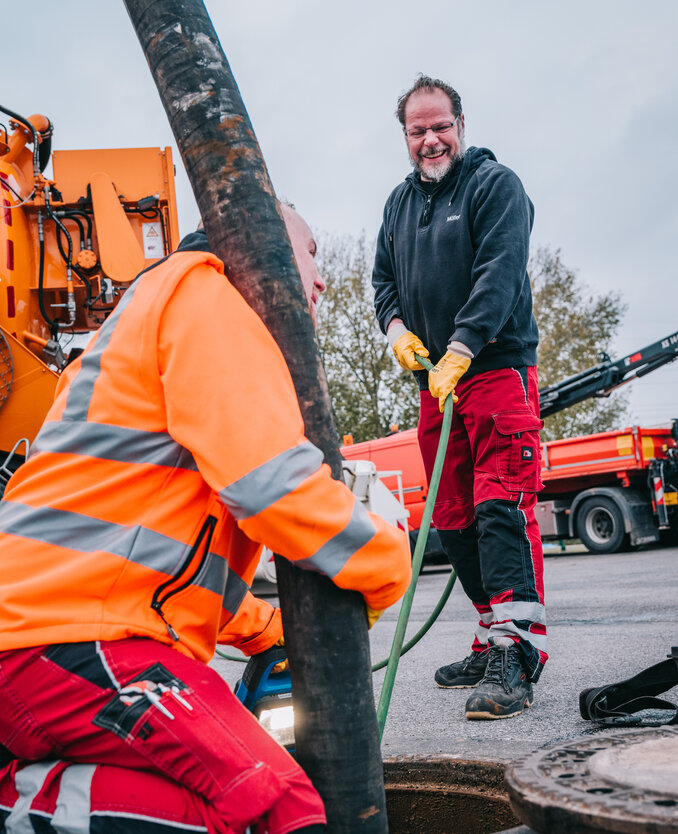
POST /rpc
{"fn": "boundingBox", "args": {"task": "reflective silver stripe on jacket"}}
[294,500,376,578]
[31,421,198,471]
[219,441,324,520]
[222,570,249,616]
[62,278,141,422]
[0,501,226,597]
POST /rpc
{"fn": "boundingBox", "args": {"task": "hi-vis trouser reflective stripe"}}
[487,600,548,656]
[0,760,211,833]
[4,761,95,834]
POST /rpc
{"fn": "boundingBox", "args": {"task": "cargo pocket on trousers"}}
[492,409,544,492]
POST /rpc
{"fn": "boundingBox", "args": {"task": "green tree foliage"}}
[315,232,419,443]
[531,247,629,441]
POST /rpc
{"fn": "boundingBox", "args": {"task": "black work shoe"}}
[465,644,534,719]
[435,649,490,689]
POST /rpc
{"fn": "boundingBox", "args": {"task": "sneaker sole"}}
[435,680,481,690]
[465,696,534,720]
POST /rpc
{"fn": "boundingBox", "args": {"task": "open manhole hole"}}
[384,758,519,834]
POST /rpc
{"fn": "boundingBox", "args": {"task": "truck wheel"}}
[575,497,627,554]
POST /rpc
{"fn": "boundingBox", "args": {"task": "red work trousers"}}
[418,366,547,681]
[0,638,325,834]
[0,758,219,833]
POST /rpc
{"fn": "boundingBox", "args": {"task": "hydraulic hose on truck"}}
[217,353,457,736]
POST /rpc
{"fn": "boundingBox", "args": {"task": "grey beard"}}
[412,139,466,182]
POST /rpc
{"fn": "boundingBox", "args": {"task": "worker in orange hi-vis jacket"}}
[0,204,411,834]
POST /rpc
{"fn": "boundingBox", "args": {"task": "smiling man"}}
[372,74,547,721]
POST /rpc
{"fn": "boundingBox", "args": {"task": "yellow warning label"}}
[142,222,163,258]
[616,435,634,456]
[665,492,678,506]
[641,436,656,461]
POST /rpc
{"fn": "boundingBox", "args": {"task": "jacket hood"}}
[176,229,211,253]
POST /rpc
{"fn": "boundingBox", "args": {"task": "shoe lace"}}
[461,651,481,671]
[482,646,517,693]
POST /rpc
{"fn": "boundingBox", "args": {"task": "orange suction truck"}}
[0,104,179,487]
[342,332,678,555]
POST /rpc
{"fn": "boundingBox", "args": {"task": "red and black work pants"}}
[418,366,547,681]
[0,638,326,833]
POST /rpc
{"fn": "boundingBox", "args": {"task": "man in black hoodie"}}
[372,75,547,720]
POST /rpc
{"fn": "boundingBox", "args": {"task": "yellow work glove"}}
[366,605,384,630]
[392,331,430,371]
[272,635,288,674]
[428,351,472,412]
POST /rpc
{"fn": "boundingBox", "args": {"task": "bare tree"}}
[316,233,419,443]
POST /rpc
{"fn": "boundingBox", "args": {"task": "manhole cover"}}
[505,728,678,833]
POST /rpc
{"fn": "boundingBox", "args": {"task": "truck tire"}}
[575,497,628,554]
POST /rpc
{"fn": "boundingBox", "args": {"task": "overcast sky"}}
[5,1,677,425]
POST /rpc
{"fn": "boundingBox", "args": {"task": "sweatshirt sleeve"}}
[450,166,533,356]
[372,197,404,334]
[158,265,412,611]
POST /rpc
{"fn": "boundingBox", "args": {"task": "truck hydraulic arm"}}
[540,330,678,418]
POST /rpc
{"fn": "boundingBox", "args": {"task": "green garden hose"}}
[375,353,454,737]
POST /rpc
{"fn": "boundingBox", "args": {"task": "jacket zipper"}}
[151,514,217,641]
[422,193,433,227]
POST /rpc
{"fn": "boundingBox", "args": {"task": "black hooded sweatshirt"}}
[372,146,538,389]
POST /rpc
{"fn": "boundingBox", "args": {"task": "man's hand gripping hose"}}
[428,350,471,412]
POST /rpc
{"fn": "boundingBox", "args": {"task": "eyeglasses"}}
[404,115,461,140]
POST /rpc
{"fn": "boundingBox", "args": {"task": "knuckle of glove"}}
[394,333,428,371]
[428,352,470,397]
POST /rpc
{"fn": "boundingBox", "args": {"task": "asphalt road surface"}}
[212,544,677,764]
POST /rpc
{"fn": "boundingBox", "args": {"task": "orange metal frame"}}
[0,112,181,451]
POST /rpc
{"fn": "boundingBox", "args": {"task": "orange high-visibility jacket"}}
[0,243,411,663]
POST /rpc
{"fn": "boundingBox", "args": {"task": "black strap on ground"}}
[579,646,678,726]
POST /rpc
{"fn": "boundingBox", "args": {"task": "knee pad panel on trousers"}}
[474,500,541,603]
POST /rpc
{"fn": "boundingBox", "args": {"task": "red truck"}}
[342,332,678,555]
